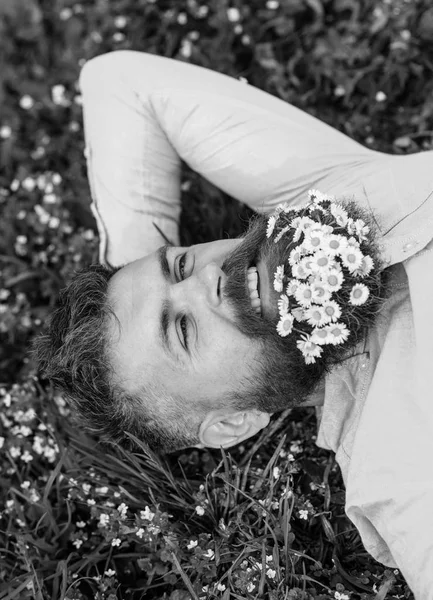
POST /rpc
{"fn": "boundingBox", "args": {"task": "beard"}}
[220,214,323,412]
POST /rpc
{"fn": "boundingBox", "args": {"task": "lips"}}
[247,265,261,314]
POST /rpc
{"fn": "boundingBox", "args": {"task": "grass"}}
[1,0,432,598]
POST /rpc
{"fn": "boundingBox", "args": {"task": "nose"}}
[171,262,225,309]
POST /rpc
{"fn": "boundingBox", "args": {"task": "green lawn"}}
[1,0,432,598]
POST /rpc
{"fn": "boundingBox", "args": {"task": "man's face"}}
[107,221,281,408]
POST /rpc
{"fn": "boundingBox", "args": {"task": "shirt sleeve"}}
[80,50,378,267]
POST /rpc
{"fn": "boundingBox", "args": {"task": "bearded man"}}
[35,51,433,598]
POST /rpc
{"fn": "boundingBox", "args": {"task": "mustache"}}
[221,215,280,339]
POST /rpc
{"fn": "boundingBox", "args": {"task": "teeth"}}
[247,266,262,314]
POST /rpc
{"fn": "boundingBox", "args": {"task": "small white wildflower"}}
[22,177,35,192]
[87,499,96,506]
[104,569,116,577]
[349,283,369,305]
[177,12,187,24]
[195,505,205,516]
[111,538,121,547]
[72,539,83,549]
[20,95,34,110]
[76,521,86,528]
[82,483,91,494]
[59,7,73,20]
[140,506,155,521]
[204,548,215,559]
[375,91,387,102]
[326,322,350,345]
[136,528,145,538]
[117,503,128,519]
[276,313,294,337]
[21,481,31,489]
[272,466,281,479]
[266,568,276,578]
[216,583,226,591]
[334,85,346,97]
[180,39,193,58]
[99,513,110,527]
[247,582,255,593]
[21,450,33,463]
[227,7,240,21]
[266,0,279,8]
[187,539,198,550]
[96,486,108,494]
[298,509,309,520]
[114,15,127,28]
[0,125,12,138]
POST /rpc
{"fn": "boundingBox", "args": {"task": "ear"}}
[195,409,270,449]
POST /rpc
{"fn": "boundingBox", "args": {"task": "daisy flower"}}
[303,230,324,252]
[330,203,348,227]
[299,256,316,277]
[310,327,331,345]
[292,262,309,280]
[273,265,285,292]
[304,305,327,327]
[322,300,342,322]
[354,218,370,241]
[346,218,356,235]
[286,280,299,296]
[289,247,303,266]
[276,313,294,337]
[354,254,374,278]
[349,283,369,305]
[308,189,331,204]
[311,251,335,272]
[295,283,314,307]
[292,307,306,321]
[310,281,332,304]
[291,216,315,241]
[267,214,278,238]
[321,234,347,256]
[326,322,350,345]
[277,294,290,316]
[341,247,364,273]
[296,337,323,364]
[274,225,291,244]
[347,236,360,249]
[319,268,343,292]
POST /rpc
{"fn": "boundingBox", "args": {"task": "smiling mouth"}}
[247,265,262,314]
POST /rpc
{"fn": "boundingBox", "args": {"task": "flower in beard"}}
[325,322,350,345]
[277,294,290,316]
[294,283,314,307]
[310,327,331,345]
[274,225,290,244]
[340,247,363,273]
[322,300,342,323]
[304,305,327,327]
[303,229,324,253]
[330,203,349,227]
[296,337,323,364]
[319,268,343,292]
[291,262,309,280]
[290,216,315,242]
[273,265,285,292]
[321,234,347,257]
[354,219,370,241]
[308,189,332,204]
[310,281,331,304]
[266,214,278,238]
[310,250,335,272]
[276,313,294,337]
[349,283,369,305]
[353,255,374,278]
[285,280,299,297]
[289,247,303,267]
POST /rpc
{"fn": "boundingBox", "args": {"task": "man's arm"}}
[80,50,373,267]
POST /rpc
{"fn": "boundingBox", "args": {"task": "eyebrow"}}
[158,245,182,366]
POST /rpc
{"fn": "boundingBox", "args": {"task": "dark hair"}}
[33,264,203,453]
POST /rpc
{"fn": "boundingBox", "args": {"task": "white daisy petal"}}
[277,294,290,316]
[276,313,294,337]
[349,283,369,305]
